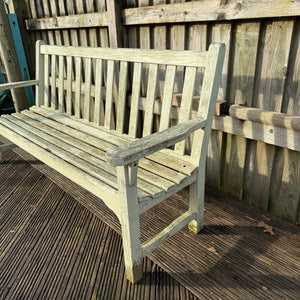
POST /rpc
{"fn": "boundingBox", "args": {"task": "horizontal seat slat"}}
[20,111,175,192]
[30,106,196,183]
[8,111,177,196]
[40,45,208,67]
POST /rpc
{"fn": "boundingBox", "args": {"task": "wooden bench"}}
[0,41,225,283]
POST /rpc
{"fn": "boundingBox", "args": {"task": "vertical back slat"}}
[75,57,82,118]
[94,59,103,125]
[128,62,142,138]
[58,55,64,112]
[104,60,114,129]
[175,67,197,155]
[191,43,225,163]
[36,40,45,107]
[44,54,50,107]
[159,65,176,131]
[50,54,57,110]
[142,64,158,137]
[84,57,92,121]
[66,56,73,115]
[116,61,128,134]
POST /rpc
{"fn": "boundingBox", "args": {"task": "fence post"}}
[0,0,28,112]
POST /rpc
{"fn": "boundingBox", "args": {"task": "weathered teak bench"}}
[0,41,225,282]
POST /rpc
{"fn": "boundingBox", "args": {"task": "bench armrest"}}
[0,80,38,92]
[106,118,206,166]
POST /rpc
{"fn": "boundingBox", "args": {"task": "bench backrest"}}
[35,41,225,164]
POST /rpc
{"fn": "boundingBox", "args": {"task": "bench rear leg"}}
[117,164,143,283]
[188,173,205,234]
[0,143,17,163]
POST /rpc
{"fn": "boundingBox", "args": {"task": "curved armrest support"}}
[0,80,38,92]
[106,118,206,166]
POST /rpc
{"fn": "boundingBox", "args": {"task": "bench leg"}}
[0,143,17,163]
[188,173,204,234]
[117,164,143,283]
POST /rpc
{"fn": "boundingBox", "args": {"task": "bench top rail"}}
[40,45,208,68]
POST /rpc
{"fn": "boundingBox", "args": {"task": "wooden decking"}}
[0,142,299,299]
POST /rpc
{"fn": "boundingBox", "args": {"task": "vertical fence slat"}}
[75,57,82,118]
[105,60,115,129]
[143,64,158,137]
[128,62,142,138]
[84,57,92,121]
[116,61,128,134]
[159,65,176,131]
[94,59,103,125]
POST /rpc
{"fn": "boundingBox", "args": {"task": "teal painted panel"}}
[8,14,35,107]
[0,70,4,84]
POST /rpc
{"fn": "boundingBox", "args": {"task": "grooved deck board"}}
[0,141,299,299]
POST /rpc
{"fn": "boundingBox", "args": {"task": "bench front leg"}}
[0,143,17,163]
[116,162,143,283]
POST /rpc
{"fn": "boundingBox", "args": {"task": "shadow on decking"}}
[0,143,299,299]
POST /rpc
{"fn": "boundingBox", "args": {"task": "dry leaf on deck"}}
[261,215,270,222]
[207,247,218,255]
[257,221,275,236]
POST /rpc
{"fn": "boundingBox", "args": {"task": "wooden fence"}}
[5,0,300,223]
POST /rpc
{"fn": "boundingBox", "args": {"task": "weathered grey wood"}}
[58,55,64,112]
[107,118,207,166]
[142,64,158,137]
[74,57,82,118]
[94,59,103,126]
[50,55,57,110]
[66,56,73,116]
[104,60,115,129]
[128,62,142,138]
[116,61,128,134]
[0,42,225,284]
[191,43,226,163]
[84,58,92,121]
[123,0,300,25]
[175,67,197,155]
[142,210,195,256]
[0,0,28,112]
[0,80,38,92]
[116,164,143,283]
[159,65,176,131]
[40,45,208,67]
[107,0,124,48]
[230,105,300,131]
[25,12,108,30]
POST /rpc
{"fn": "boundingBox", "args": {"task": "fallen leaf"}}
[207,247,218,255]
[262,286,268,291]
[257,221,275,236]
[31,205,36,208]
[261,215,270,222]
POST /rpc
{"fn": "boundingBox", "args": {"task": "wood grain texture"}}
[221,22,260,200]
[253,20,294,214]
[123,0,300,25]
[206,22,231,189]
